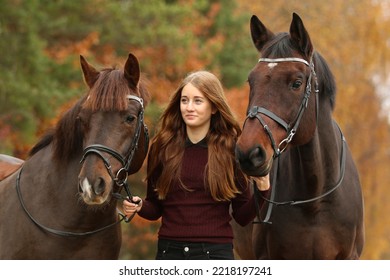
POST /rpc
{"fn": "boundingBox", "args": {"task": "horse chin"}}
[80,192,111,206]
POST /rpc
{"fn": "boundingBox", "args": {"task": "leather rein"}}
[15,95,148,237]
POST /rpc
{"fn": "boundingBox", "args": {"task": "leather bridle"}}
[80,95,149,202]
[245,57,318,157]
[245,57,346,224]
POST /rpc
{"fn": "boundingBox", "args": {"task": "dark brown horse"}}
[233,13,364,259]
[0,53,150,259]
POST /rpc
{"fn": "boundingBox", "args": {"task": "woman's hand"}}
[252,174,270,191]
[122,196,143,217]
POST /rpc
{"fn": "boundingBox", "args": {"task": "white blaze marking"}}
[80,177,92,198]
[268,62,278,69]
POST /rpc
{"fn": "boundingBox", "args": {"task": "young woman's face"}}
[180,83,215,133]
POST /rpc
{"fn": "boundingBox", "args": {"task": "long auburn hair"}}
[147,70,244,201]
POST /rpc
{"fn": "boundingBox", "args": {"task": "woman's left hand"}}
[122,196,143,218]
[252,174,270,191]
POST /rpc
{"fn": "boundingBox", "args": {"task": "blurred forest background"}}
[1,0,390,260]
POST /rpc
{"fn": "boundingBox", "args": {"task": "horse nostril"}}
[93,177,106,195]
[248,146,266,167]
[236,145,266,169]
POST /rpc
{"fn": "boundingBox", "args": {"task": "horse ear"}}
[124,53,140,89]
[289,13,313,58]
[80,55,99,89]
[250,15,275,52]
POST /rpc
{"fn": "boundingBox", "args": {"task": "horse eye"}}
[125,115,136,123]
[292,80,303,90]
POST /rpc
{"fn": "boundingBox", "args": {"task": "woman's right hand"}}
[122,196,143,217]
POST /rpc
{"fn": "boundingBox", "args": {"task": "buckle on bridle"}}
[248,106,259,118]
[114,168,128,186]
[278,129,296,154]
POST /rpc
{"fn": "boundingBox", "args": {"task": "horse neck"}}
[289,109,343,195]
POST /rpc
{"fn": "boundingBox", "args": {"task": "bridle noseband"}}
[246,57,346,224]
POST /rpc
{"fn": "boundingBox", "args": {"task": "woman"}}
[123,70,269,260]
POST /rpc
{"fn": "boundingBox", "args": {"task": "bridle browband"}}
[246,56,346,224]
[259,57,310,66]
[15,94,148,237]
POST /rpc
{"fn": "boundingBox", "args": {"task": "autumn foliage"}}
[1,0,390,259]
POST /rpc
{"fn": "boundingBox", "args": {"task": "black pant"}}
[156,239,234,260]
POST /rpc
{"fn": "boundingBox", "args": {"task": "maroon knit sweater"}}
[138,139,265,244]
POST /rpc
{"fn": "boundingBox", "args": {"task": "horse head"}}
[235,13,318,177]
[77,53,150,205]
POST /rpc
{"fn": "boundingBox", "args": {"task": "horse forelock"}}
[261,33,294,59]
[83,68,132,112]
[83,68,151,112]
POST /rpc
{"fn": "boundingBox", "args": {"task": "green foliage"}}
[0,0,80,152]
[210,0,257,87]
[101,0,193,47]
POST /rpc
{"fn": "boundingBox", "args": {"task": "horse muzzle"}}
[78,174,112,205]
[235,144,273,177]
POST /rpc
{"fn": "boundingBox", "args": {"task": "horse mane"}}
[262,32,336,110]
[29,98,85,163]
[29,131,54,156]
[29,68,151,165]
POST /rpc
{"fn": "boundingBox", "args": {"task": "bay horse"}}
[0,53,150,259]
[233,13,364,259]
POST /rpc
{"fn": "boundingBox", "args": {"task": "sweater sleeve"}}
[137,168,163,221]
[231,170,267,226]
